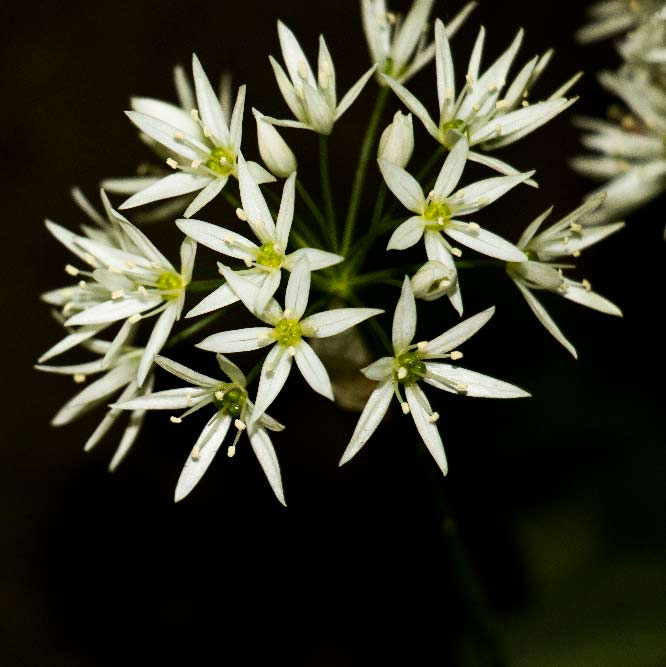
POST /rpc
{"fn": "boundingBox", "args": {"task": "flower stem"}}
[164,311,225,350]
[187,278,224,292]
[319,135,338,251]
[296,179,330,249]
[340,86,390,257]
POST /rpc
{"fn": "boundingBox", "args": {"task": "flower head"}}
[114,354,286,504]
[340,278,529,474]
[264,21,376,134]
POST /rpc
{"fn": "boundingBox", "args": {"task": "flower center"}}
[255,242,283,268]
[395,351,425,386]
[274,318,302,347]
[440,119,470,148]
[156,271,183,300]
[205,146,236,176]
[213,385,246,417]
[423,200,452,228]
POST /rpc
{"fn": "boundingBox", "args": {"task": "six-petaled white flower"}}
[120,54,274,218]
[177,156,342,317]
[576,0,661,43]
[114,354,286,505]
[384,19,578,179]
[264,21,377,135]
[380,136,531,314]
[507,193,623,358]
[196,261,383,422]
[340,278,530,474]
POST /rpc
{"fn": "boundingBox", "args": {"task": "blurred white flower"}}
[576,0,661,44]
[340,279,529,474]
[378,110,415,168]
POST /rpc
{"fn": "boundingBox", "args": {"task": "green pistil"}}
[205,146,236,176]
[255,242,283,268]
[213,385,246,417]
[423,200,452,229]
[395,350,425,386]
[156,271,183,300]
[274,318,302,347]
[440,119,470,148]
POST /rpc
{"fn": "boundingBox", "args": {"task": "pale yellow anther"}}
[450,350,463,361]
[295,83,304,99]
[82,253,95,265]
[439,278,451,289]
[582,279,592,292]
[427,412,440,424]
[166,158,178,169]
[150,262,162,270]
[465,73,474,84]
[191,445,201,461]
[63,302,76,315]
[297,61,309,79]
[397,367,408,380]
[563,235,570,245]
[451,247,463,258]
[243,258,253,267]
[186,392,193,406]
[234,419,246,431]
[521,100,529,108]
[488,82,497,93]
[227,444,236,458]
[236,208,248,221]
[137,285,148,296]
[401,402,410,415]
[202,126,212,138]
[125,260,135,269]
[214,390,225,401]
[65,264,79,276]
[111,290,125,300]
[495,100,508,110]
[417,341,428,352]
[78,280,87,289]
[428,190,435,198]
[572,250,581,258]
[73,373,86,384]
[386,11,396,24]
[170,416,183,424]
[495,124,502,135]
[223,234,236,245]
[456,382,469,393]
[129,314,142,324]
[108,265,123,274]
[570,222,583,233]
[473,104,481,113]
[191,159,202,169]
[467,222,480,231]
[174,131,185,141]
[190,109,199,121]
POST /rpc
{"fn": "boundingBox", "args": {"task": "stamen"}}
[283,309,293,319]
[570,222,583,233]
[582,279,592,292]
[297,61,309,79]
[166,158,178,170]
[214,390,225,401]
[65,264,79,276]
[236,208,248,221]
[397,367,408,380]
[234,419,246,431]
[450,247,463,258]
[287,346,297,357]
[521,100,529,108]
[401,402,410,414]
[73,373,86,384]
[170,416,183,424]
[450,350,463,361]
[456,382,468,393]
[111,290,125,300]
[78,280,87,289]
[137,285,148,296]
[108,265,122,274]
[427,412,440,424]
[417,341,428,352]
[227,444,236,457]
[191,445,200,461]
[467,222,480,231]
[572,250,581,258]
[128,314,142,324]
[191,159,202,170]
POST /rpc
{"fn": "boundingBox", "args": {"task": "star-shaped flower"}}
[114,354,286,505]
[380,136,530,314]
[120,54,274,218]
[196,261,383,422]
[264,21,376,135]
[361,0,475,84]
[384,19,578,178]
[507,194,623,358]
[340,278,529,474]
[177,156,341,318]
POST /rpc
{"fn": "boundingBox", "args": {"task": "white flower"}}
[576,0,661,43]
[361,0,476,84]
[572,71,666,224]
[617,6,666,67]
[177,156,342,318]
[253,108,297,178]
[45,200,196,386]
[195,260,383,422]
[36,338,154,471]
[114,354,286,505]
[507,194,623,358]
[378,110,414,168]
[384,19,578,179]
[264,21,376,135]
[410,260,457,301]
[380,136,530,315]
[119,54,274,218]
[339,278,529,474]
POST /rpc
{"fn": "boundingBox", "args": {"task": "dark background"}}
[1,1,664,665]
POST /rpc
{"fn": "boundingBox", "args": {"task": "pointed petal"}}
[446,224,527,261]
[120,173,210,210]
[405,384,448,475]
[276,172,296,247]
[252,346,293,422]
[392,277,417,353]
[334,65,377,121]
[424,230,463,315]
[285,259,311,319]
[433,136,468,200]
[382,74,440,139]
[185,282,240,318]
[286,248,343,271]
[449,172,534,216]
[561,282,622,316]
[278,20,316,87]
[229,84,246,150]
[156,355,220,386]
[378,159,425,213]
[424,306,494,355]
[215,354,246,385]
[183,178,226,218]
[435,18,455,118]
[467,150,538,188]
[65,297,162,327]
[115,387,211,411]
[238,155,276,241]
[197,327,274,353]
[361,356,394,381]
[302,307,384,338]
[248,426,286,506]
[387,216,425,250]
[138,304,178,386]
[177,219,257,260]
[294,340,334,399]
[424,362,530,398]
[192,54,230,145]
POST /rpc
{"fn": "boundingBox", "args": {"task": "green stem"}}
[187,278,224,292]
[319,135,338,250]
[341,86,390,257]
[164,311,225,350]
[296,179,330,249]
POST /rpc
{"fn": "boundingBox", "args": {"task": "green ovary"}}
[274,319,302,347]
[205,146,236,176]
[395,351,426,386]
[255,243,283,268]
[213,386,246,417]
[440,119,470,148]
[423,200,452,229]
[156,271,183,299]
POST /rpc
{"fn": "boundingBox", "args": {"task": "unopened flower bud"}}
[378,111,414,168]
[411,261,457,301]
[253,109,297,178]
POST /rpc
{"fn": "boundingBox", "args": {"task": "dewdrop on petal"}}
[254,109,297,178]
[378,111,414,169]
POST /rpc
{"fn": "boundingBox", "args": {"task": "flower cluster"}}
[38,1,623,505]
[574,0,666,235]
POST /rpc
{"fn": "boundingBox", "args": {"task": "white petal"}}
[382,75,440,139]
[361,356,394,381]
[517,207,553,249]
[131,96,202,137]
[125,111,202,162]
[278,20,316,87]
[387,216,425,250]
[392,277,417,353]
[449,173,533,216]
[252,346,293,423]
[101,176,162,195]
[185,282,240,318]
[339,379,393,466]
[377,159,425,213]
[197,327,274,353]
[138,304,178,386]
[318,35,337,109]
[294,340,333,399]
[246,160,277,185]
[192,54,230,145]
[393,0,434,71]
[248,426,286,506]
[115,218,172,268]
[303,84,335,134]
[238,155,276,241]
[229,84,246,151]
[176,219,257,260]
[115,387,211,411]
[85,379,140,453]
[334,65,377,121]
[446,224,527,262]
[432,136,468,199]
[268,56,305,122]
[424,362,530,398]
[183,178,226,218]
[405,384,448,475]
[561,282,622,316]
[215,354,246,385]
[286,248,343,271]
[219,266,270,321]
[65,297,162,327]
[424,306,495,355]
[467,150,538,188]
[156,355,220,387]
[435,18,455,118]
[276,172,296,248]
[120,173,210,210]
[302,307,383,338]
[424,230,463,315]
[38,325,106,363]
[255,269,282,314]
[108,402,149,472]
[285,259,311,320]
[175,412,232,502]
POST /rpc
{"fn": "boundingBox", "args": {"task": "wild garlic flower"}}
[617,5,666,71]
[410,260,457,301]
[36,338,154,471]
[114,355,286,505]
[384,19,578,178]
[340,279,529,475]
[572,71,666,224]
[46,205,196,386]
[196,261,383,422]
[361,0,476,84]
[265,21,376,135]
[576,0,661,44]
[378,110,415,168]
[119,54,274,218]
[177,157,342,318]
[507,195,623,358]
[253,109,297,178]
[380,137,530,314]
